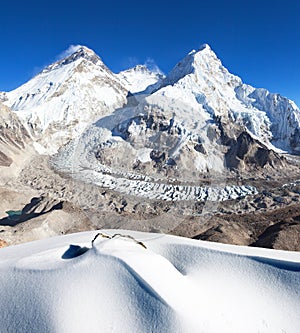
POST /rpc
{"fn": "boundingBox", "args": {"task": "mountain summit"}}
[41,46,103,74]
[159,43,226,85]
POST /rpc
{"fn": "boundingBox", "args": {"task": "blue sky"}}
[1,0,299,105]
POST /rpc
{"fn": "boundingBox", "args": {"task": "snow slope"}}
[117,65,164,93]
[0,230,299,332]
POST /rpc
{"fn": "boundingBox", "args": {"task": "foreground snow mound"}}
[0,230,299,333]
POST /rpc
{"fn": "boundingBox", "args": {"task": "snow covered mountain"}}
[52,45,300,198]
[153,44,300,153]
[117,64,164,93]
[0,230,300,332]
[40,43,300,203]
[4,44,300,157]
[4,46,129,152]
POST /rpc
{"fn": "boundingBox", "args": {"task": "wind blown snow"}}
[56,44,83,61]
[0,230,299,333]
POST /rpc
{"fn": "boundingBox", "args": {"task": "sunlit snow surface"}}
[0,230,299,332]
[117,64,164,93]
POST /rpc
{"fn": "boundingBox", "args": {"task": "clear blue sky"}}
[1,0,299,105]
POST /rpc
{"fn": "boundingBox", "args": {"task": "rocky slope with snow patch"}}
[0,102,31,167]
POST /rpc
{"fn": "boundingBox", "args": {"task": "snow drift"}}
[0,230,299,332]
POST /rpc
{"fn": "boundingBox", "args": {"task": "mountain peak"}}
[199,43,211,51]
[42,45,101,74]
[122,64,150,74]
[117,64,164,93]
[191,44,218,62]
[188,44,213,56]
[160,43,221,86]
[121,64,164,77]
[67,45,99,59]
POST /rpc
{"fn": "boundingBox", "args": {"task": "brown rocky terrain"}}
[0,103,30,165]
[0,150,299,251]
[0,102,36,184]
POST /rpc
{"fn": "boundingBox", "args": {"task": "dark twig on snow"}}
[91,232,147,249]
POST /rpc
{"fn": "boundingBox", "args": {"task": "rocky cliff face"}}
[0,102,30,167]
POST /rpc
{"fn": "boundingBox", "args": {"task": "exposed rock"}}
[0,92,7,103]
[0,102,31,167]
[193,221,251,246]
[194,143,206,154]
[251,221,300,251]
[0,239,8,248]
[0,151,12,167]
[225,131,284,170]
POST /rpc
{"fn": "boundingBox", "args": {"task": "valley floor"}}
[0,154,299,251]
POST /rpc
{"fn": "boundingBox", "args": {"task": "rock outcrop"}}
[0,102,30,167]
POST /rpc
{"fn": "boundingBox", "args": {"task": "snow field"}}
[0,230,299,332]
